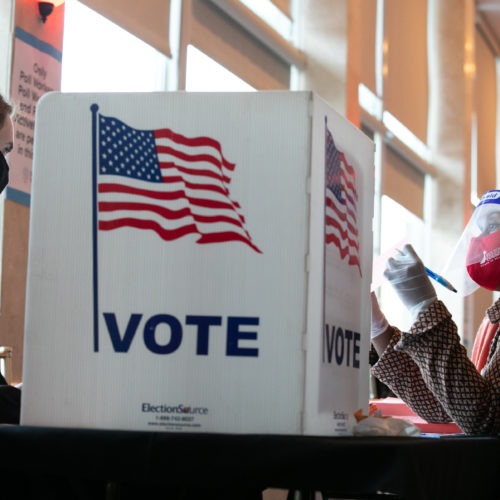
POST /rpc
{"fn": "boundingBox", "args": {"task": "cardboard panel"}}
[21,91,374,435]
[304,96,374,435]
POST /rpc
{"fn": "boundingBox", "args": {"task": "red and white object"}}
[21,91,374,435]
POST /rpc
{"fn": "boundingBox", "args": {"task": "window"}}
[61,0,168,92]
[185,45,255,92]
[356,1,432,326]
[179,0,296,91]
[473,28,497,200]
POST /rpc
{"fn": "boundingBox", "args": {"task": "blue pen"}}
[424,266,457,293]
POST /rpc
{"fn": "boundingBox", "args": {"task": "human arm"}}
[370,245,498,430]
[370,306,452,424]
[373,243,500,433]
[374,299,500,434]
[370,291,452,422]
[370,245,451,423]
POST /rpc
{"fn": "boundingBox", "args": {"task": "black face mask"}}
[0,153,9,194]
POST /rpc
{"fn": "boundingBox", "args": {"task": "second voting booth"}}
[21,91,374,435]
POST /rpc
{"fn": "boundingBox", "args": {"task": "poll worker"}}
[371,189,500,435]
[0,93,20,424]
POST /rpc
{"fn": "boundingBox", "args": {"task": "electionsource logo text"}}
[142,403,209,415]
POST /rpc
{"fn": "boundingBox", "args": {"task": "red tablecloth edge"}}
[371,397,462,434]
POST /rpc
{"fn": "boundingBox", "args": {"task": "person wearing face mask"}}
[370,189,500,435]
[0,94,21,424]
[0,94,12,192]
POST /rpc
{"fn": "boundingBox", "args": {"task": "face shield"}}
[442,190,500,296]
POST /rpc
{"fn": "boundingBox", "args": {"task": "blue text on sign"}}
[101,313,260,357]
[323,324,360,368]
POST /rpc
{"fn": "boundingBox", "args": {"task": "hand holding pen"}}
[385,244,442,321]
[391,246,457,293]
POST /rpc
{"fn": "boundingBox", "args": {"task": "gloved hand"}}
[371,292,389,339]
[384,244,437,322]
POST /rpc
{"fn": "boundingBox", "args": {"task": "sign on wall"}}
[9,27,62,205]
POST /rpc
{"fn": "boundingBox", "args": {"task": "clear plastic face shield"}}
[442,190,500,296]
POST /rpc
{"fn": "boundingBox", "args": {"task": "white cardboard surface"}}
[21,91,374,435]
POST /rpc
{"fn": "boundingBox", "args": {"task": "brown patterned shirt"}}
[371,298,500,435]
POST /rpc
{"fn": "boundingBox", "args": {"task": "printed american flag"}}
[325,120,362,276]
[96,113,261,253]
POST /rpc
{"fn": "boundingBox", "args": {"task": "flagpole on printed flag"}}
[90,103,100,352]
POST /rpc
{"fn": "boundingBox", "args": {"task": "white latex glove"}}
[384,244,437,322]
[371,292,389,339]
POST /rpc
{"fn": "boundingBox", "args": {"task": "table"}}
[1,426,499,499]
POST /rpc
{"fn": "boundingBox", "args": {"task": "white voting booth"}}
[21,92,374,435]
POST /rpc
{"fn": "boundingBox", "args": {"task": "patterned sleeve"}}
[371,310,452,424]
[372,300,500,434]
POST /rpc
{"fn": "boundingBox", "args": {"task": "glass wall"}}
[61,0,168,92]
